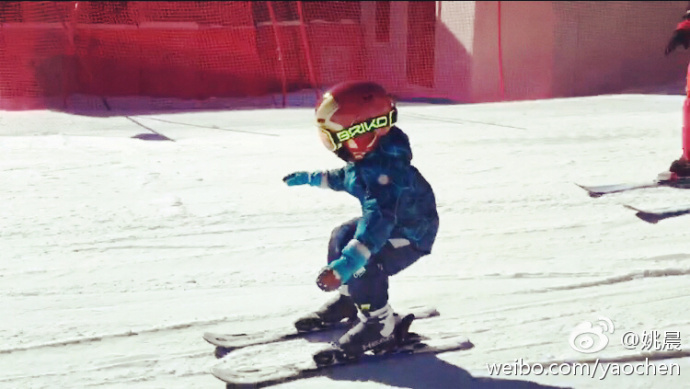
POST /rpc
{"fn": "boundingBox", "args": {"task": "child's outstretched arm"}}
[282,171,327,188]
[282,168,346,190]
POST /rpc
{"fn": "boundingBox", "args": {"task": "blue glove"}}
[321,239,371,289]
[283,171,322,187]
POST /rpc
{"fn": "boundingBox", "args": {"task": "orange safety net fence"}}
[0,1,687,111]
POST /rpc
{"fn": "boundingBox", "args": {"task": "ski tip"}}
[210,365,225,381]
[622,204,642,212]
[211,363,271,386]
[204,331,247,341]
[408,306,440,318]
[574,183,603,198]
[202,332,219,344]
[203,332,244,350]
[622,204,662,224]
[440,335,475,350]
[414,335,475,352]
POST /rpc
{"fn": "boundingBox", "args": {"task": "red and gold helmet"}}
[315,81,397,161]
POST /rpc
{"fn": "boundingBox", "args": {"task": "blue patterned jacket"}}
[322,126,439,255]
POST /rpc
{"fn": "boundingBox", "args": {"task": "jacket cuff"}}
[330,239,371,284]
[342,239,371,261]
[309,172,329,188]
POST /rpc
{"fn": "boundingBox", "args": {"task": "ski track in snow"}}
[2,95,690,389]
[527,267,690,293]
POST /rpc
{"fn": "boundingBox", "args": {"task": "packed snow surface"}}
[1,94,689,389]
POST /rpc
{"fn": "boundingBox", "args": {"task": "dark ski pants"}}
[328,217,426,312]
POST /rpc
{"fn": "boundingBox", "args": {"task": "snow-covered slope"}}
[1,94,688,389]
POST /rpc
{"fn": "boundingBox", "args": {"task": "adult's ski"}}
[576,176,690,198]
[623,204,690,224]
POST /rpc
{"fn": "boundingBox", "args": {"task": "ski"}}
[203,305,439,358]
[211,331,473,388]
[623,204,690,223]
[576,176,690,198]
[576,181,663,198]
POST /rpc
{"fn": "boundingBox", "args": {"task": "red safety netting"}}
[0,1,688,111]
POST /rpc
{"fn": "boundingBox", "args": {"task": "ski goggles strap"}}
[320,108,398,152]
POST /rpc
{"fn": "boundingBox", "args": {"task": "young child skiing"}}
[665,3,690,177]
[282,81,439,361]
